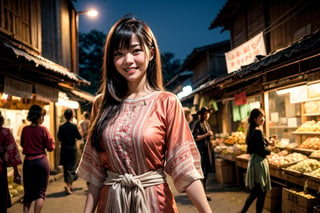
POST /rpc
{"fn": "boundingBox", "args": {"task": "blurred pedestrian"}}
[183,107,193,128]
[78,111,90,153]
[17,119,27,139]
[239,108,273,213]
[58,109,81,195]
[0,113,22,213]
[77,16,212,213]
[21,105,55,213]
[193,106,214,201]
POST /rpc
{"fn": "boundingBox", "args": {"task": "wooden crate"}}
[264,187,282,212]
[215,159,235,184]
[282,188,320,213]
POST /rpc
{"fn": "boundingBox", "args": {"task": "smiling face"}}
[113,34,154,87]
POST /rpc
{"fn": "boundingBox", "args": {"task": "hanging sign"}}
[4,77,32,98]
[234,91,247,106]
[225,32,266,73]
[35,84,59,103]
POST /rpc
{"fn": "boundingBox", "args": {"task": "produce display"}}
[305,168,320,179]
[295,120,320,132]
[305,101,320,114]
[268,151,306,168]
[285,188,318,199]
[285,159,320,173]
[310,150,320,158]
[276,142,298,149]
[214,144,247,155]
[223,132,246,145]
[299,137,320,150]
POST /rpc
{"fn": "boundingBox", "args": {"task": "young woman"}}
[58,109,82,194]
[239,108,273,213]
[193,106,214,200]
[77,16,212,213]
[0,114,22,213]
[21,105,55,213]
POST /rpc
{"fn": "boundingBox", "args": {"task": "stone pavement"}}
[8,172,270,213]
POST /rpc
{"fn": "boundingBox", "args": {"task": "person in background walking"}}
[58,109,82,195]
[183,106,193,129]
[78,111,90,153]
[77,16,212,213]
[0,113,22,213]
[21,105,55,213]
[239,108,274,213]
[193,106,214,201]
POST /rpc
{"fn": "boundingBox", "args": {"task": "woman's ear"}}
[149,47,155,61]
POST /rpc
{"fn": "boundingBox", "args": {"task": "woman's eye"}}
[114,51,122,56]
[133,48,142,53]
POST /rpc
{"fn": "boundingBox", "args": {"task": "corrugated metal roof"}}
[0,41,90,85]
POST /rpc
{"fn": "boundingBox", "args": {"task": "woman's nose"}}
[124,53,134,63]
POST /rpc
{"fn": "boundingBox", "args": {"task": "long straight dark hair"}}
[245,108,264,144]
[89,16,163,151]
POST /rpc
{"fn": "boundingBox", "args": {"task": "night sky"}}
[73,0,229,61]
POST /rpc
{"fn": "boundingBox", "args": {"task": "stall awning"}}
[0,41,90,86]
[59,86,95,103]
[181,28,320,101]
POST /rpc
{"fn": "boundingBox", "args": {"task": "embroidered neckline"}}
[124,91,160,103]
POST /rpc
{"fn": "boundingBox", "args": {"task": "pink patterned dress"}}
[0,127,22,212]
[77,91,203,212]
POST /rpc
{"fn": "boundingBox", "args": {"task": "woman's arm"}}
[185,179,212,213]
[84,183,101,213]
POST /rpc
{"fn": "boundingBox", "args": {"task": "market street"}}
[7,172,268,213]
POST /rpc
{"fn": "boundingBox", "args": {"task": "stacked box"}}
[215,158,235,184]
[282,188,320,213]
[264,187,282,212]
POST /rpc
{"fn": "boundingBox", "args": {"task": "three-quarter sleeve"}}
[3,128,22,167]
[163,93,203,192]
[76,95,106,188]
[77,141,106,188]
[43,126,55,152]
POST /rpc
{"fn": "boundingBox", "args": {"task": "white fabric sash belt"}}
[103,169,166,213]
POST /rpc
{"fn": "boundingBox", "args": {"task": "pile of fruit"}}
[296,120,320,132]
[214,144,247,155]
[310,150,320,158]
[268,152,307,168]
[286,188,318,199]
[305,167,320,179]
[299,137,320,150]
[286,159,320,173]
[223,132,246,145]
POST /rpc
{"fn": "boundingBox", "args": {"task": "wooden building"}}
[0,0,93,171]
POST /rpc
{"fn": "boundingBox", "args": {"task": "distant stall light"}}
[55,98,79,109]
[1,93,8,100]
[177,85,193,99]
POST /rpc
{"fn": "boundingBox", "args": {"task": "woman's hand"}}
[13,171,22,184]
[207,131,213,137]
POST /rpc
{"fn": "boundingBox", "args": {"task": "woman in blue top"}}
[239,108,274,213]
